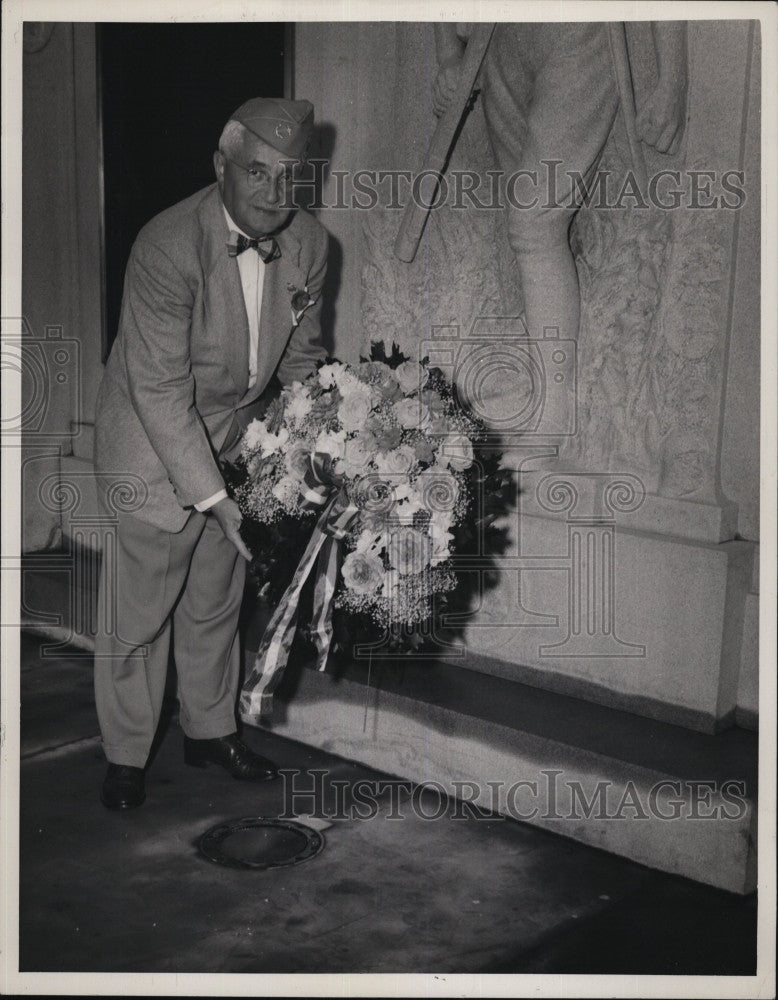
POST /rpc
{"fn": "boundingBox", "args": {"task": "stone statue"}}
[433,22,688,342]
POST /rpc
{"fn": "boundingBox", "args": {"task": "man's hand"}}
[432,54,465,117]
[211,496,252,561]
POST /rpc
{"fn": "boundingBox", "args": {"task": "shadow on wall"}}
[299,121,340,356]
[319,234,342,357]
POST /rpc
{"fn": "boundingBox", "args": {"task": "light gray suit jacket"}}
[94,183,328,531]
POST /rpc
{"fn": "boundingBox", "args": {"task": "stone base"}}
[442,500,756,734]
[249,655,757,895]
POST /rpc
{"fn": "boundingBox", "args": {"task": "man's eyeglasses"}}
[223,155,297,190]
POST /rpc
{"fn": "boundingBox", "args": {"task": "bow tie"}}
[226,230,281,263]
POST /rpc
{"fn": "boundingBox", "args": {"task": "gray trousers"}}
[94,508,246,767]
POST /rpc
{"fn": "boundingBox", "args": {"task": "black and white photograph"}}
[1,1,775,995]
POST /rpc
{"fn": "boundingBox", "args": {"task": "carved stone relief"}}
[570,143,733,502]
[361,97,521,362]
[361,36,737,506]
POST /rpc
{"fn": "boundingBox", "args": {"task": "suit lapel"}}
[198,188,250,397]
[237,219,305,409]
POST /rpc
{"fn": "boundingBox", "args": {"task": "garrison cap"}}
[228,97,314,158]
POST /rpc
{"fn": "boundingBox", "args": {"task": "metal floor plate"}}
[198,816,325,871]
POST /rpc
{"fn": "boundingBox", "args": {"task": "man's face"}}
[214,134,295,237]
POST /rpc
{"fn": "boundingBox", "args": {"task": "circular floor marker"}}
[198,817,324,871]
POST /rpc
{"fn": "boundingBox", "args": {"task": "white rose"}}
[427,514,455,565]
[439,432,474,471]
[382,444,416,477]
[341,551,384,596]
[285,441,312,482]
[393,397,427,429]
[373,453,412,490]
[338,392,373,432]
[332,365,361,394]
[395,360,428,395]
[340,436,374,477]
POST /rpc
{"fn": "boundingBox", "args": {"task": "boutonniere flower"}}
[288,283,316,328]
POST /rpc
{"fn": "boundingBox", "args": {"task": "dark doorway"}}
[98,22,289,358]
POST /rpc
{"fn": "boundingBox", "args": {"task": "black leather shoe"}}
[100,763,146,810]
[184,733,278,781]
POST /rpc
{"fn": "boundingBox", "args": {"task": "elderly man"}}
[93,97,328,809]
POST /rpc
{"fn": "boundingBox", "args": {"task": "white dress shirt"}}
[194,205,267,513]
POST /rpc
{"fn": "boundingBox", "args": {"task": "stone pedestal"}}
[440,471,755,733]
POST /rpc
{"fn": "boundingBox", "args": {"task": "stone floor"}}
[16,632,757,975]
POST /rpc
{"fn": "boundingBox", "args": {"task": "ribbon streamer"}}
[240,452,358,721]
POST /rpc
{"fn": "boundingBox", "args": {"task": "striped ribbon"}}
[240,452,358,721]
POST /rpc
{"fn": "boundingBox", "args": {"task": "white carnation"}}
[314,428,347,460]
[245,421,289,457]
[318,363,343,389]
[286,390,313,425]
